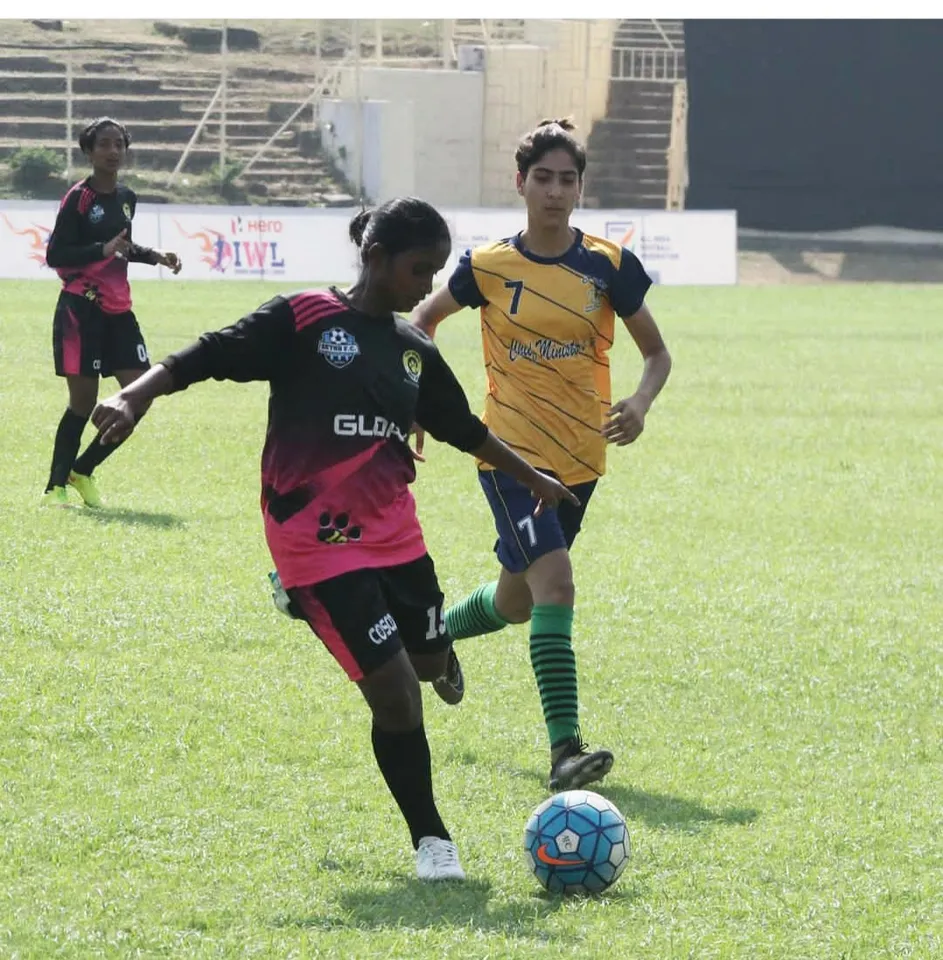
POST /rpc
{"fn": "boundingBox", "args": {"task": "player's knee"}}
[372,694,422,731]
[67,390,97,418]
[525,551,576,608]
[363,667,423,731]
[499,598,533,623]
[530,574,575,608]
[66,378,98,417]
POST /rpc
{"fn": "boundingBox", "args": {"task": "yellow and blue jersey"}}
[447,230,652,485]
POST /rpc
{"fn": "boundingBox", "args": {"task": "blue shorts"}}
[478,468,598,573]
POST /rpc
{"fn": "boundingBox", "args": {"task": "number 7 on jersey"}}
[504,280,524,315]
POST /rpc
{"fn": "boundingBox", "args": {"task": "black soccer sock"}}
[72,411,143,477]
[371,721,451,849]
[46,408,89,490]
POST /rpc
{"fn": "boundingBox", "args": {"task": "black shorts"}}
[52,291,150,378]
[286,554,450,682]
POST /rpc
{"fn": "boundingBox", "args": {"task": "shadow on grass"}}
[602,784,759,834]
[512,766,759,833]
[273,875,644,937]
[68,506,186,529]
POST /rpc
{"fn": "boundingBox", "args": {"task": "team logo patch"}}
[317,327,360,369]
[402,349,422,383]
[122,203,132,220]
[582,275,606,313]
[89,204,105,224]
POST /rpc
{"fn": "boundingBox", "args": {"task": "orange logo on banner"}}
[174,220,228,271]
[173,219,286,275]
[1,212,52,265]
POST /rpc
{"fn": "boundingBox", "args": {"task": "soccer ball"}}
[523,790,630,895]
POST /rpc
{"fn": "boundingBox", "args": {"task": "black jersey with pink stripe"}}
[45,178,155,313]
[161,288,488,588]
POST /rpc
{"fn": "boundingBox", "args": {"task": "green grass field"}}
[0,279,940,959]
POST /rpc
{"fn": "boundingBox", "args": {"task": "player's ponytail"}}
[350,197,450,263]
[516,116,586,178]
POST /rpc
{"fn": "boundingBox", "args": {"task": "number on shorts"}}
[516,514,537,547]
[425,606,446,640]
[137,343,149,364]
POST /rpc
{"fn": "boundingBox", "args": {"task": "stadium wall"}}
[332,68,484,207]
[323,21,614,208]
[684,19,943,231]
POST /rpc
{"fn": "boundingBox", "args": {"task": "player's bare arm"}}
[603,303,672,447]
[412,285,462,339]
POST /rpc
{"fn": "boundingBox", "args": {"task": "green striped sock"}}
[445,582,509,640]
[529,604,579,747]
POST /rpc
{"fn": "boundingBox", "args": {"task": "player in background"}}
[412,118,672,792]
[42,117,182,508]
[90,198,578,882]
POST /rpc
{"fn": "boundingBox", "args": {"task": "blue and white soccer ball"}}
[524,790,630,895]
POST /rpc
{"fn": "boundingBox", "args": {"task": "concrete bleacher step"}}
[0,32,418,205]
[588,155,667,179]
[245,155,329,169]
[608,81,676,101]
[0,72,167,95]
[0,139,228,173]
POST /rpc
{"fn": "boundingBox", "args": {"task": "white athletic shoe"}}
[415,836,466,881]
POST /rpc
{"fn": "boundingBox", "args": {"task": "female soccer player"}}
[90,197,578,882]
[42,117,182,508]
[412,118,673,792]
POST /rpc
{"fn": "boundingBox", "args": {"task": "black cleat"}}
[431,647,465,705]
[548,737,614,791]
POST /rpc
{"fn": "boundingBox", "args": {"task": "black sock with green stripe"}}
[529,604,579,748]
[445,581,509,640]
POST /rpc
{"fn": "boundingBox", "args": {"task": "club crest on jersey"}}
[318,326,360,369]
[582,275,607,313]
[122,203,132,220]
[89,204,105,224]
[402,349,422,383]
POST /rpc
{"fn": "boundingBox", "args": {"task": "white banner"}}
[0,201,737,286]
[160,205,356,283]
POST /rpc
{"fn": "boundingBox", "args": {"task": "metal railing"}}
[239,53,353,179]
[611,46,684,82]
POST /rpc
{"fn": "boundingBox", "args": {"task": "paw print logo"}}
[317,511,362,544]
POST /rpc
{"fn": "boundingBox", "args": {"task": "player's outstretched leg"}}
[444,581,509,639]
[363,652,466,881]
[285,573,466,881]
[438,581,509,706]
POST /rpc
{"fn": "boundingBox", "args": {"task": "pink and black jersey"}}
[161,289,489,589]
[45,178,155,314]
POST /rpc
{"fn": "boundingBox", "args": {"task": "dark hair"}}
[78,117,131,153]
[348,197,451,263]
[515,117,586,178]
